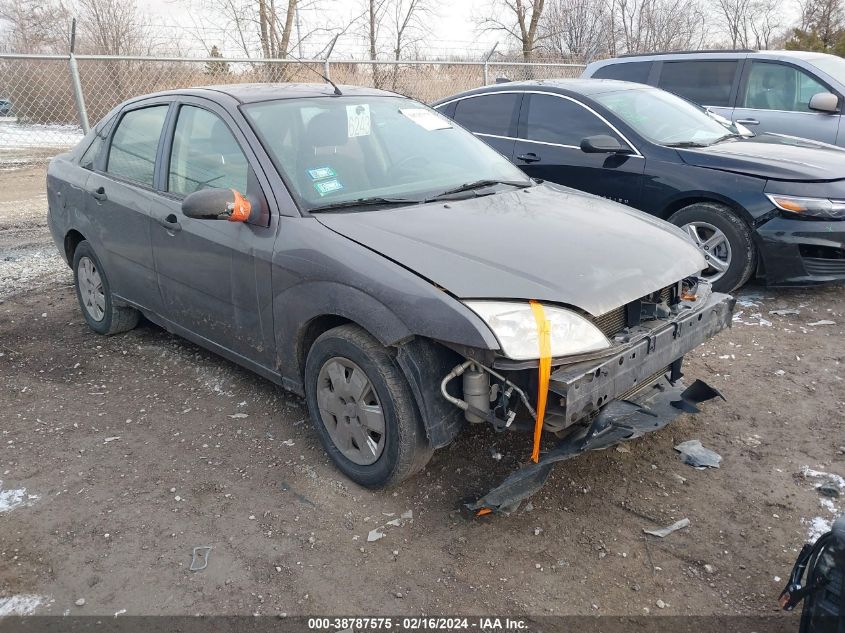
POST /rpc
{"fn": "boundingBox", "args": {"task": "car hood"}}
[676,134,845,182]
[315,184,706,316]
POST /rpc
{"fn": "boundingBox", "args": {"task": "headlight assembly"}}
[766,194,845,220]
[464,301,611,361]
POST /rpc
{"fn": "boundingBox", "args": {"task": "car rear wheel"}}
[73,241,140,335]
[669,202,756,292]
[304,324,433,488]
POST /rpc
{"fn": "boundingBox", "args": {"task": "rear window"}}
[592,61,652,84]
[452,93,520,137]
[658,60,739,107]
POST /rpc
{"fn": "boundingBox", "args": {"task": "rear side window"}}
[107,105,169,186]
[522,94,617,147]
[658,60,739,107]
[592,61,652,84]
[453,93,520,136]
[168,106,249,195]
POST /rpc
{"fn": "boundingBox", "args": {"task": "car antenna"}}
[284,36,343,96]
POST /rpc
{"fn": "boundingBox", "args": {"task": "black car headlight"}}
[767,194,845,220]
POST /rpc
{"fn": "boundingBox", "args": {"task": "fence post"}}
[482,42,498,86]
[68,19,90,134]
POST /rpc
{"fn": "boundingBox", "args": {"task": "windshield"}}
[806,55,845,86]
[243,96,530,209]
[593,87,735,146]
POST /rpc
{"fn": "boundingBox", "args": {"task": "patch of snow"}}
[804,516,833,542]
[0,480,39,513]
[0,122,82,151]
[800,466,844,541]
[0,594,46,616]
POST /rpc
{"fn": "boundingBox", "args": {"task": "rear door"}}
[444,92,522,159]
[733,60,841,143]
[149,98,277,367]
[512,92,645,207]
[655,58,743,121]
[86,101,171,314]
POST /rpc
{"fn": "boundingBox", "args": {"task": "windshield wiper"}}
[309,196,421,212]
[710,132,743,145]
[426,179,531,201]
[664,141,710,148]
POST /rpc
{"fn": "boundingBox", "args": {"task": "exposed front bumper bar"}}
[548,290,735,428]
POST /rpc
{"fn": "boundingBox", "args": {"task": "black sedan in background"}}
[434,80,845,292]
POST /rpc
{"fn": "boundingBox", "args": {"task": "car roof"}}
[433,78,645,103]
[129,82,401,105]
[590,49,838,64]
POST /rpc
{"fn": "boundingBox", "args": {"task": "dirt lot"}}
[1,165,844,618]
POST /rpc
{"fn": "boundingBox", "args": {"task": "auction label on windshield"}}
[399,108,452,131]
[347,104,372,137]
[307,617,529,631]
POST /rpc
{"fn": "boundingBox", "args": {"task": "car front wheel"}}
[304,324,432,488]
[72,240,140,335]
[669,202,756,292]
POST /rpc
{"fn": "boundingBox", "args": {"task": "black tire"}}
[304,324,433,488]
[72,240,140,335]
[668,202,756,293]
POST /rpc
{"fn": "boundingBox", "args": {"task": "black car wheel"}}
[669,202,756,292]
[304,324,433,488]
[72,241,140,335]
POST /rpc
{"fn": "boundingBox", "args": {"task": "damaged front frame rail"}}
[466,289,736,515]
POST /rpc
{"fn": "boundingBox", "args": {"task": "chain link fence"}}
[0,54,584,165]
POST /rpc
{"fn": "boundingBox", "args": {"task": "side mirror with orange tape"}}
[182,188,255,223]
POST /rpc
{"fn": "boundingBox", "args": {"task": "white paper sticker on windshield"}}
[346,104,371,137]
[399,108,452,131]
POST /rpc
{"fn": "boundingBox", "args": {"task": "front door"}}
[513,93,645,208]
[149,101,276,366]
[734,61,841,144]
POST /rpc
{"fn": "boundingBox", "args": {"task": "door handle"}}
[90,186,107,201]
[736,118,760,125]
[516,152,541,163]
[156,213,182,232]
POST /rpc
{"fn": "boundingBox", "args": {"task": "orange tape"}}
[228,189,251,222]
[476,508,492,516]
[529,300,551,463]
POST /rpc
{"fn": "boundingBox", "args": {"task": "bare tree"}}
[716,0,781,48]
[478,0,547,62]
[541,0,608,62]
[75,0,154,55]
[358,0,432,87]
[0,0,71,53]
[610,0,706,54]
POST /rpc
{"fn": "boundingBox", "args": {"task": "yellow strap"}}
[529,300,551,463]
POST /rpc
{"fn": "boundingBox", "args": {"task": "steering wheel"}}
[388,154,430,181]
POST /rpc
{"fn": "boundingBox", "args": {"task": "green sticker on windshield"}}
[307,166,336,181]
[314,178,343,196]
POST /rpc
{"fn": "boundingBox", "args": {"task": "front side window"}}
[594,86,733,146]
[452,93,520,136]
[107,105,169,186]
[742,62,828,112]
[658,60,739,107]
[244,96,529,210]
[522,94,618,146]
[168,106,249,195]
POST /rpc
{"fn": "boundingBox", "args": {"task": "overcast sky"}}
[146,0,501,59]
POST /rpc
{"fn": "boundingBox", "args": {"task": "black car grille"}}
[803,257,845,277]
[589,286,673,338]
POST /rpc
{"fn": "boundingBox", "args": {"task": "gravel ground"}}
[0,165,843,618]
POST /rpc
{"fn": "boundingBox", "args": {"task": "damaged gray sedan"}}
[46,83,735,512]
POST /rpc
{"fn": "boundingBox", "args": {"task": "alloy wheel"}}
[682,221,732,283]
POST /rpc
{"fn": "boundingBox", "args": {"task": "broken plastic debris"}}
[228,413,248,419]
[644,517,690,538]
[674,440,722,469]
[400,510,413,520]
[190,546,212,572]
[385,518,401,527]
[770,309,800,316]
[818,481,841,498]
[807,320,835,326]
[367,529,385,542]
